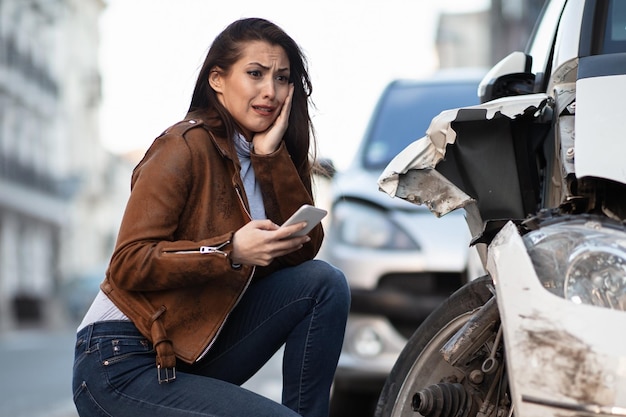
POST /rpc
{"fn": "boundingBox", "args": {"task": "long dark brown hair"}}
[188,18,315,179]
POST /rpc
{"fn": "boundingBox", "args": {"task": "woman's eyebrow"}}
[248,62,290,73]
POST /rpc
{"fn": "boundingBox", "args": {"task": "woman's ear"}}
[208,69,223,93]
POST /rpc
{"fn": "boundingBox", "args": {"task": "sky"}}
[99,0,489,170]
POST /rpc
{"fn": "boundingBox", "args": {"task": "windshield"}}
[362,81,480,170]
[527,0,566,80]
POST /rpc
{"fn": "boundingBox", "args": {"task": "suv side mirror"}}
[478,51,535,103]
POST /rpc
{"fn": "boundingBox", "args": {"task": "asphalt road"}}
[0,324,283,417]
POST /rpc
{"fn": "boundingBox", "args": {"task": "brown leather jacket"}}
[100,111,323,372]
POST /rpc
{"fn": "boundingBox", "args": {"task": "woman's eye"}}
[276,75,289,83]
[248,70,262,78]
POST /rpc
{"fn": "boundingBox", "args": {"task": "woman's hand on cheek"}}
[230,218,310,266]
[252,84,294,155]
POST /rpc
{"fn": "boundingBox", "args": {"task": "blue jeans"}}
[72,260,350,417]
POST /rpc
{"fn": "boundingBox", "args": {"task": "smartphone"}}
[280,204,327,237]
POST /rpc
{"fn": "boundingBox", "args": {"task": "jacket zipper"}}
[196,183,255,362]
[234,184,253,221]
[162,241,229,256]
[196,262,256,361]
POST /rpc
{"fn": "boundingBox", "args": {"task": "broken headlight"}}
[524,220,626,311]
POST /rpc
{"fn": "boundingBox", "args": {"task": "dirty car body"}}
[378,0,626,416]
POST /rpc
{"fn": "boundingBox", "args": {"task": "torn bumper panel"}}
[378,93,549,218]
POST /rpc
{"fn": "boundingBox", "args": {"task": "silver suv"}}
[321,69,485,416]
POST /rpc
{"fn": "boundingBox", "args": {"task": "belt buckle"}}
[157,365,176,384]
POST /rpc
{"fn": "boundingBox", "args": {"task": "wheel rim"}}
[389,313,474,417]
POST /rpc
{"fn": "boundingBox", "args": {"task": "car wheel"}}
[374,276,506,417]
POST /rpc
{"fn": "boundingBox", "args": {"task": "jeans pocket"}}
[99,336,153,365]
[73,381,113,417]
[98,336,156,388]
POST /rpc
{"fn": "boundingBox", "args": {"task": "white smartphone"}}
[281,204,327,237]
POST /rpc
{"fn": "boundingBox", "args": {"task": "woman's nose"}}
[261,79,276,98]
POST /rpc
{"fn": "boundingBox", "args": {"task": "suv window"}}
[362,81,479,170]
[603,0,626,53]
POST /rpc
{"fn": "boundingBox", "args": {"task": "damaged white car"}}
[375,0,626,416]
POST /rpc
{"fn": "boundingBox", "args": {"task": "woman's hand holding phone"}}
[230,204,325,266]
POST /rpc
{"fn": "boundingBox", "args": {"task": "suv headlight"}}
[330,200,418,250]
[524,220,626,311]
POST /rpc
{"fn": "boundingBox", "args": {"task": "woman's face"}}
[210,40,291,139]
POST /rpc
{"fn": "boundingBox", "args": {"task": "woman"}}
[72,17,350,417]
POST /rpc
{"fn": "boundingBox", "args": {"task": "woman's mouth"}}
[252,105,275,115]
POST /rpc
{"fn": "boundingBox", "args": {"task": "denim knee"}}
[309,259,351,313]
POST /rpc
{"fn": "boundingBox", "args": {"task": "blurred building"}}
[0,0,131,330]
[437,0,546,69]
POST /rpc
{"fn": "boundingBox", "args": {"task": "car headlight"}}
[330,200,418,250]
[524,219,626,311]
